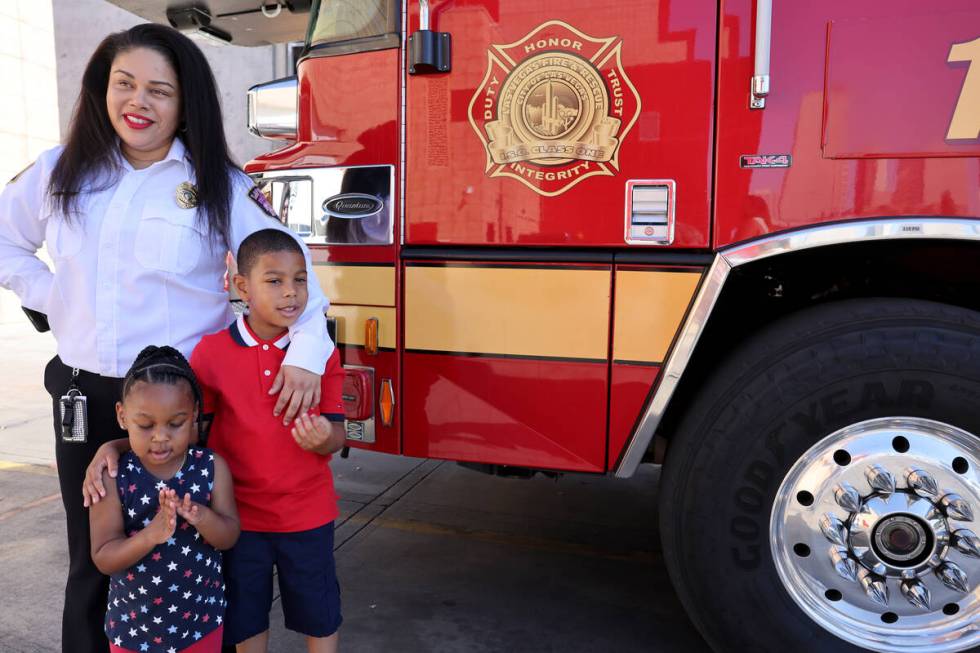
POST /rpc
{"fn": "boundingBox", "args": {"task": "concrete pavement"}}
[0,319,58,466]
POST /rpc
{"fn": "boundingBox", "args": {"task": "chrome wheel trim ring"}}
[771,417,980,652]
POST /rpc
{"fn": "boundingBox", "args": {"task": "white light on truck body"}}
[625,179,676,245]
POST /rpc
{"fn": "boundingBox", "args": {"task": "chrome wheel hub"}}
[849,493,947,577]
[771,418,980,652]
[872,513,931,565]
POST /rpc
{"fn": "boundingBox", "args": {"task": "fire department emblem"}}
[468,21,641,196]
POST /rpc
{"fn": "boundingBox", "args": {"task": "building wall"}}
[0,1,60,323]
[0,1,60,184]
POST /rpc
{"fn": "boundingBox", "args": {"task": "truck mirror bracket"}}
[409,0,451,74]
[409,30,451,75]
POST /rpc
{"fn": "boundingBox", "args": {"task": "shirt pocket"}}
[134,200,204,274]
[44,215,85,260]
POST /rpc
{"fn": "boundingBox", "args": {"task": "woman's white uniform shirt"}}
[0,138,332,377]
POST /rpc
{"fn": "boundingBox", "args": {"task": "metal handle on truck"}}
[750,0,772,109]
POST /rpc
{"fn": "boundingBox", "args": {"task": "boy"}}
[190,229,346,653]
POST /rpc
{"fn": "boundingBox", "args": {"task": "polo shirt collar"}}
[230,314,290,350]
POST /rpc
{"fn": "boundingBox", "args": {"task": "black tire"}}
[659,298,980,653]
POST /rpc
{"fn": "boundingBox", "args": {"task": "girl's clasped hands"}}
[144,487,209,544]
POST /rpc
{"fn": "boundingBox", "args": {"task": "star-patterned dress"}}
[105,447,224,653]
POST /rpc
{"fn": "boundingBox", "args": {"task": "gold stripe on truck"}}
[314,264,395,307]
[405,265,610,360]
[327,305,397,349]
[613,270,702,364]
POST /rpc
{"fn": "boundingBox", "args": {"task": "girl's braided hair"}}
[122,345,207,443]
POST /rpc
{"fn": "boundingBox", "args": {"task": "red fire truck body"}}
[246,0,979,476]
[108,1,980,651]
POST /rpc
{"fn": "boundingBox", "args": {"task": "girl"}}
[89,346,240,653]
[0,23,331,652]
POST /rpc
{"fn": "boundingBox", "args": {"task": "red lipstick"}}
[122,113,154,130]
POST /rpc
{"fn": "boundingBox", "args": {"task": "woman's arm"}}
[90,473,177,575]
[174,453,240,550]
[0,152,57,312]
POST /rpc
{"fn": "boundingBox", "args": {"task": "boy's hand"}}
[175,493,205,526]
[145,489,178,545]
[291,413,336,453]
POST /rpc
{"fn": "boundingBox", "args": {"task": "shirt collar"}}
[168,137,194,175]
[230,314,290,350]
[164,137,195,179]
[116,136,194,178]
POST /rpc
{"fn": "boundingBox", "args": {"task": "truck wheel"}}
[659,298,980,653]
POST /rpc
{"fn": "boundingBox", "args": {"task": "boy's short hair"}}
[237,229,304,275]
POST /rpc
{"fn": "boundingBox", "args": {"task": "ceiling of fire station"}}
[104,1,311,47]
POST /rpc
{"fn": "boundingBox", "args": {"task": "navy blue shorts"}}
[223,522,342,643]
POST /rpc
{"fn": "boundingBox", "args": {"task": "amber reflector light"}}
[379,378,394,427]
[365,317,379,355]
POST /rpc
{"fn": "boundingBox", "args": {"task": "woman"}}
[0,24,332,653]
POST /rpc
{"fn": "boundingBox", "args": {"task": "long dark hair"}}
[50,24,236,246]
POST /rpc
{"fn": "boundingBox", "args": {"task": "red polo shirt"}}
[190,314,345,532]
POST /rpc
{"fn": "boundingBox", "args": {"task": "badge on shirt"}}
[176,181,199,209]
[248,185,279,219]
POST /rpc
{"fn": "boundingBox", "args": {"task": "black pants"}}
[44,356,125,653]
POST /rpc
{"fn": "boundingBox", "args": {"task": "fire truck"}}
[110,1,980,651]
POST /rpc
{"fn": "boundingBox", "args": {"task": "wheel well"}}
[651,238,980,458]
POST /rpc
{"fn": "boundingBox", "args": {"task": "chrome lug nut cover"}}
[936,562,969,594]
[908,469,940,498]
[835,483,863,513]
[900,579,932,610]
[830,547,859,582]
[819,513,848,547]
[941,494,974,523]
[859,570,890,607]
[866,464,897,496]
[771,418,980,652]
[951,529,980,558]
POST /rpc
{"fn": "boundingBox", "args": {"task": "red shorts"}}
[109,626,223,653]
